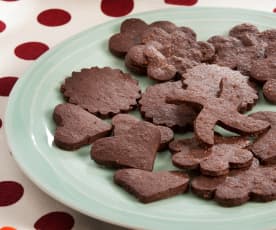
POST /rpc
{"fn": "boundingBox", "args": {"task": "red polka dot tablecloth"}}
[0,1,275,229]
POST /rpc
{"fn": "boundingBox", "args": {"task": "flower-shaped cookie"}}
[191,158,259,201]
[172,136,253,176]
[126,27,214,81]
[208,23,266,75]
[215,162,276,206]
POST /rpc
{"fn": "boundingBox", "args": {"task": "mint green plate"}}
[5,7,276,230]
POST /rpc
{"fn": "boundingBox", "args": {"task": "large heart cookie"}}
[114,168,189,203]
[53,103,112,150]
[112,113,174,151]
[91,121,160,171]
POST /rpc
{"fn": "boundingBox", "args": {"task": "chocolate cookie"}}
[250,56,276,104]
[250,56,276,83]
[229,23,260,40]
[208,24,266,75]
[167,65,269,145]
[126,27,214,81]
[169,137,203,155]
[263,79,276,104]
[114,169,189,203]
[112,114,174,151]
[61,67,141,117]
[91,121,160,171]
[139,81,197,129]
[249,28,276,103]
[169,135,248,154]
[250,112,276,164]
[125,44,148,74]
[109,18,192,58]
[215,162,276,206]
[172,137,253,176]
[53,103,112,150]
[191,158,259,200]
[109,18,149,57]
[181,64,258,112]
[259,28,276,57]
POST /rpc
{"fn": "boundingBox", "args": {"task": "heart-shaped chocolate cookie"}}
[53,103,112,150]
[112,113,174,151]
[114,168,189,203]
[91,121,161,171]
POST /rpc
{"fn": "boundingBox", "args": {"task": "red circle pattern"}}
[101,0,134,17]
[0,181,24,206]
[0,21,6,32]
[274,8,276,13]
[37,9,71,27]
[14,42,49,60]
[164,0,198,6]
[0,118,2,128]
[34,212,74,230]
[0,77,18,96]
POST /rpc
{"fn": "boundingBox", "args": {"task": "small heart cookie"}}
[53,103,112,150]
[114,168,189,203]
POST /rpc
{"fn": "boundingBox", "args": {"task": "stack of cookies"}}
[52,19,276,206]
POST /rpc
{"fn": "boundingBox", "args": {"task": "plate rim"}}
[5,6,276,230]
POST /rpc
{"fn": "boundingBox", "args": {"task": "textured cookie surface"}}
[109,18,192,58]
[263,79,276,104]
[91,121,160,171]
[181,63,258,112]
[172,137,253,176]
[208,23,266,75]
[169,137,203,154]
[139,81,197,129]
[53,103,112,150]
[114,169,189,203]
[215,163,276,206]
[61,67,141,117]
[249,28,276,103]
[167,64,269,145]
[191,158,259,200]
[126,27,214,81]
[109,18,149,57]
[169,135,244,154]
[250,111,276,164]
[112,114,173,151]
